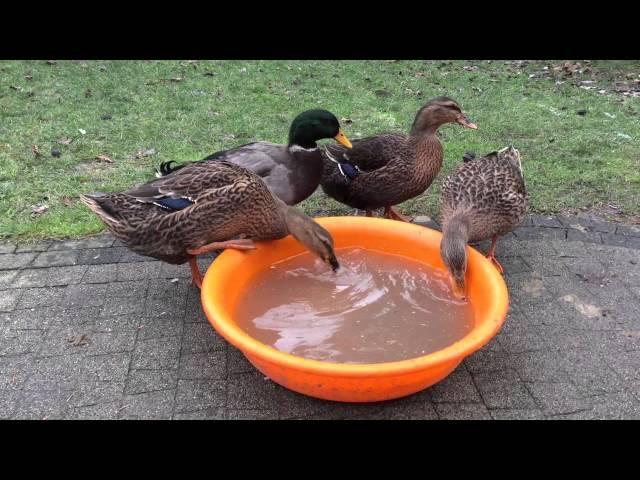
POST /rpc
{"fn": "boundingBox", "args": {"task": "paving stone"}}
[178,351,227,380]
[32,251,79,268]
[137,316,184,340]
[132,336,181,370]
[0,326,45,355]
[509,350,571,383]
[434,402,491,420]
[94,314,140,332]
[0,253,37,270]
[13,388,72,419]
[175,379,226,413]
[526,382,591,415]
[0,354,35,389]
[82,264,119,284]
[116,262,161,281]
[0,271,18,288]
[227,409,279,420]
[531,215,564,228]
[64,283,107,307]
[77,247,127,265]
[616,224,640,237]
[567,229,602,244]
[145,295,187,319]
[119,250,157,263]
[16,286,67,309]
[15,242,52,253]
[0,289,22,312]
[120,390,175,419]
[428,367,482,403]
[173,408,226,420]
[0,389,21,418]
[490,409,546,420]
[100,295,147,316]
[605,351,640,382]
[147,278,191,298]
[12,265,88,288]
[382,401,439,420]
[182,323,227,354]
[473,369,538,409]
[105,280,148,298]
[67,381,125,408]
[0,243,16,254]
[158,263,192,279]
[49,236,115,251]
[227,348,255,376]
[68,401,121,420]
[125,369,178,395]
[464,349,512,374]
[557,392,640,420]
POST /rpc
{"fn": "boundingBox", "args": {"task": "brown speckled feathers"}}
[81,161,287,264]
[440,147,528,242]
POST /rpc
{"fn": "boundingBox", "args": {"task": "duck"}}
[158,109,352,206]
[439,146,528,297]
[80,160,339,289]
[319,97,477,222]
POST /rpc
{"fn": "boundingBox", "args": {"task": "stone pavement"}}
[1,213,639,420]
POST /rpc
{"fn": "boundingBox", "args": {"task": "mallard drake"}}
[319,97,477,222]
[158,109,352,206]
[439,146,528,297]
[81,161,339,289]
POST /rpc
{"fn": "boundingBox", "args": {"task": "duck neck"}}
[442,213,470,259]
[441,213,470,282]
[288,128,319,151]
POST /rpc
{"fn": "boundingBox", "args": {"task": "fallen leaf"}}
[170,77,183,82]
[57,137,73,145]
[67,334,89,347]
[24,74,33,80]
[96,154,113,163]
[32,145,42,157]
[61,196,75,207]
[99,65,107,71]
[341,118,353,124]
[46,60,57,65]
[9,85,23,91]
[414,72,425,77]
[31,204,49,217]
[222,134,236,141]
[78,128,87,135]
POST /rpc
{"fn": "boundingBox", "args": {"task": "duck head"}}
[288,109,352,150]
[411,97,477,135]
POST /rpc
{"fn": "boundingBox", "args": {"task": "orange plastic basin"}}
[201,217,509,403]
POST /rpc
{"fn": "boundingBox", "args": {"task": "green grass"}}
[1,60,639,240]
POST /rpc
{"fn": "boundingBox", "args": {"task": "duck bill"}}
[328,252,340,272]
[449,274,467,300]
[334,129,353,148]
[456,114,478,129]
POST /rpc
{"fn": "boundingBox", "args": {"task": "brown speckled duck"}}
[320,97,477,222]
[81,161,339,289]
[158,110,352,206]
[439,146,528,297]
